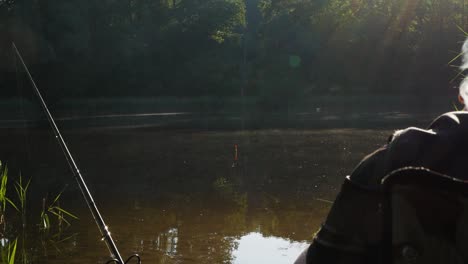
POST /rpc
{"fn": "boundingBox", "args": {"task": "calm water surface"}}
[2,127,392,263]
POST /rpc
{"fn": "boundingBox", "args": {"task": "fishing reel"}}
[105,254,141,264]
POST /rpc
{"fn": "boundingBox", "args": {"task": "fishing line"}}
[12,42,140,264]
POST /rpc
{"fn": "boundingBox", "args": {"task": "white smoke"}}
[460,37,468,107]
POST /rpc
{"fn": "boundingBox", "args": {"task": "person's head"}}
[459,37,468,109]
[459,79,468,107]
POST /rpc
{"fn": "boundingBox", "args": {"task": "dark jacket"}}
[303,111,468,263]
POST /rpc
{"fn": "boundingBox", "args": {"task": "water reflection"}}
[59,194,329,264]
[233,232,308,264]
[156,228,178,256]
[1,128,391,263]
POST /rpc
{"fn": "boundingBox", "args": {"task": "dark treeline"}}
[0,0,467,102]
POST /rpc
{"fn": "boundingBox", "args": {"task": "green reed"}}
[13,175,30,229]
[40,189,78,232]
[0,161,78,263]
[0,162,18,235]
[0,238,17,264]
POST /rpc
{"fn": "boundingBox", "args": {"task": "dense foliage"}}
[0,0,467,100]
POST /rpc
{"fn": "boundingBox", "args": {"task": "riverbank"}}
[0,95,455,129]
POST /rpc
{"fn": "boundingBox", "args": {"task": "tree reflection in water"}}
[3,128,391,263]
[43,192,331,263]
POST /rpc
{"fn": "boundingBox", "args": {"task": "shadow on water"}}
[2,126,393,263]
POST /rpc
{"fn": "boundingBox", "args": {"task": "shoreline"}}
[0,95,453,129]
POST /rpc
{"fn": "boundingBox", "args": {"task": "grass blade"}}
[7,239,17,264]
[51,207,79,220]
[5,198,18,212]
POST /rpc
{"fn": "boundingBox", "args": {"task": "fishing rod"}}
[12,42,141,264]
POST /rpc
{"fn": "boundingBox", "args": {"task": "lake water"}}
[2,126,394,263]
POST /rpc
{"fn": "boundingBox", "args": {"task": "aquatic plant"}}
[0,162,17,235]
[0,238,17,264]
[0,161,78,263]
[13,175,30,229]
[40,190,78,232]
[212,176,247,207]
